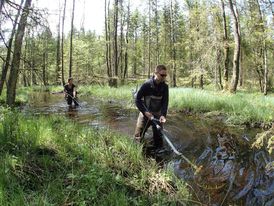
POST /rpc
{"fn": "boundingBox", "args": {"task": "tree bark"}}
[30,30,37,85]
[148,0,151,78]
[155,0,159,65]
[216,48,223,90]
[263,40,268,95]
[56,2,61,85]
[69,0,75,78]
[0,0,5,25]
[42,51,47,86]
[105,0,111,78]
[170,0,177,87]
[107,0,112,77]
[61,0,67,85]
[113,0,119,77]
[228,0,241,93]
[123,1,130,80]
[0,0,23,95]
[221,0,229,90]
[119,0,124,79]
[7,0,32,106]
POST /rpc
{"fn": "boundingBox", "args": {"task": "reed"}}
[0,108,190,205]
[79,85,273,125]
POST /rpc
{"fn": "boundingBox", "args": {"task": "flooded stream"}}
[23,92,273,206]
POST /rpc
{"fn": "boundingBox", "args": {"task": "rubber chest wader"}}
[136,79,164,148]
[64,84,79,106]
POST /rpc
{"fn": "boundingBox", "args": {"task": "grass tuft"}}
[0,108,190,205]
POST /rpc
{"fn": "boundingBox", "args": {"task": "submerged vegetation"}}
[0,107,190,205]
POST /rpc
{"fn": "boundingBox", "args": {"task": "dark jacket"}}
[64,84,76,96]
[135,76,169,117]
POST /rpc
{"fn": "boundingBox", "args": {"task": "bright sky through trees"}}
[35,0,105,35]
[35,0,144,35]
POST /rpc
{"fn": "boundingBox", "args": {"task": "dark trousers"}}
[67,96,79,106]
[134,112,163,148]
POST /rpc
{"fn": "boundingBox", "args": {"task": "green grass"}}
[169,88,274,124]
[79,85,133,101]
[0,107,190,205]
[3,84,273,126]
[76,85,273,125]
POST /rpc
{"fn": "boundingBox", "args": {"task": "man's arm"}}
[72,84,77,98]
[64,85,67,98]
[135,82,153,119]
[73,88,76,98]
[161,85,169,117]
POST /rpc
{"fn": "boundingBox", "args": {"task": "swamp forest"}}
[0,0,273,205]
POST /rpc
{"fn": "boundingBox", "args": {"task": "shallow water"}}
[23,92,273,205]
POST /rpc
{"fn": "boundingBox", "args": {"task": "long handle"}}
[151,117,199,171]
[162,132,199,170]
[65,92,82,107]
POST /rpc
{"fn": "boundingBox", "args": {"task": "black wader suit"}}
[134,76,169,148]
[64,84,79,106]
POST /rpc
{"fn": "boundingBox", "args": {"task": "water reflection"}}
[23,91,271,206]
[66,105,79,118]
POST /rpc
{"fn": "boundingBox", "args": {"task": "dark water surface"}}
[23,92,273,206]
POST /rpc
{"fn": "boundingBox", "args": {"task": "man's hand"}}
[159,116,166,123]
[144,112,153,120]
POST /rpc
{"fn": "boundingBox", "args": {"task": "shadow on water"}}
[23,92,273,206]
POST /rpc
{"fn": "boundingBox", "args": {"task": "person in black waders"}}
[64,77,79,107]
[134,64,169,150]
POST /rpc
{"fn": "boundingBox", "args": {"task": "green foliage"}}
[79,85,133,102]
[0,0,273,94]
[76,84,274,126]
[169,88,274,125]
[0,108,190,205]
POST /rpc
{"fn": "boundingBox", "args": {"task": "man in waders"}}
[64,77,79,107]
[134,65,169,149]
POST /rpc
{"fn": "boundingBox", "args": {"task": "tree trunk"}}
[155,0,159,65]
[42,51,47,86]
[119,0,124,79]
[239,48,243,87]
[216,48,223,90]
[200,73,204,89]
[256,67,263,92]
[123,1,130,80]
[221,0,229,90]
[105,0,111,77]
[0,0,5,28]
[56,3,61,85]
[133,30,137,76]
[263,41,268,95]
[113,0,119,77]
[22,41,28,87]
[228,0,241,93]
[0,0,23,95]
[69,0,75,78]
[148,0,151,78]
[7,0,32,106]
[61,0,67,85]
[170,0,176,87]
[30,30,37,85]
[256,0,268,94]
